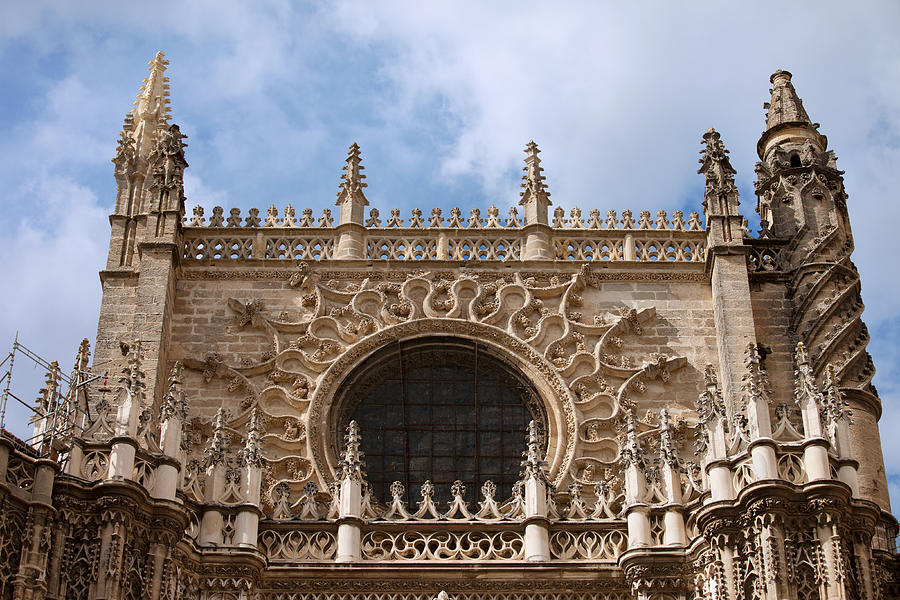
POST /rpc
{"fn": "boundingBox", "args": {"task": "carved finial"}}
[118,339,146,402]
[205,407,230,467]
[742,343,773,407]
[75,338,91,372]
[764,70,812,131]
[697,364,726,425]
[618,407,646,469]
[34,361,60,417]
[241,408,264,468]
[658,408,680,467]
[133,51,172,126]
[336,142,368,207]
[821,364,848,426]
[698,128,737,204]
[339,420,366,481]
[520,420,548,482]
[793,342,822,407]
[160,361,187,421]
[519,141,552,225]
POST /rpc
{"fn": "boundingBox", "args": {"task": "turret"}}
[754,70,847,243]
[754,69,886,509]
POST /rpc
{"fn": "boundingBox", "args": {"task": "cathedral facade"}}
[0,52,898,600]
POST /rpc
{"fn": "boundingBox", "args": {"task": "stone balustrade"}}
[182,205,707,262]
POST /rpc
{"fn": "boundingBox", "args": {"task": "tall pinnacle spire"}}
[134,51,172,124]
[335,143,369,226]
[757,70,826,160]
[519,141,552,226]
[114,51,175,172]
[764,70,811,131]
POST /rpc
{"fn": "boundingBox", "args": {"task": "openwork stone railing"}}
[182,206,706,262]
[258,521,628,564]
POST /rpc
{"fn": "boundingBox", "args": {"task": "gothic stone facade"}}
[0,53,898,600]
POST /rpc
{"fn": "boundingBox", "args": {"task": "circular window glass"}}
[333,337,546,505]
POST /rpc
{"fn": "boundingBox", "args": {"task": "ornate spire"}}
[764,70,811,131]
[618,407,646,469]
[115,52,174,170]
[793,342,821,407]
[241,408,264,468]
[205,407,230,467]
[160,361,187,422]
[520,420,548,482]
[657,408,680,467]
[339,420,366,481]
[698,128,737,202]
[821,364,848,427]
[741,343,773,408]
[520,141,551,206]
[134,51,172,128]
[697,364,726,425]
[336,143,368,205]
[118,340,146,404]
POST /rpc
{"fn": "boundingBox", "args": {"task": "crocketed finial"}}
[336,142,368,205]
[520,140,552,205]
[339,420,366,481]
[520,420,548,482]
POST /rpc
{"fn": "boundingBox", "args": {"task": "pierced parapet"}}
[339,420,366,482]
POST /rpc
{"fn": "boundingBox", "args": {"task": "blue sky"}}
[1,1,900,505]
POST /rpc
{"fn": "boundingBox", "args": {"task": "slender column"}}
[794,342,831,482]
[334,143,368,260]
[521,421,550,561]
[234,409,263,548]
[823,365,859,495]
[198,408,229,546]
[658,409,686,546]
[743,344,778,481]
[698,366,734,502]
[519,141,553,261]
[335,421,365,562]
[152,362,187,501]
[108,341,145,480]
[621,409,651,548]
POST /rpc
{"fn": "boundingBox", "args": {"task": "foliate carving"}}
[336,143,368,207]
[698,127,737,200]
[338,420,366,482]
[160,361,188,422]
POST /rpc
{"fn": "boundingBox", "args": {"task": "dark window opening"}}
[790,153,802,167]
[333,337,546,506]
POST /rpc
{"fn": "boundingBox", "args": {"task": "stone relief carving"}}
[177,262,688,516]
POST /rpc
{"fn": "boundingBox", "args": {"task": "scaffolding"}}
[0,333,105,463]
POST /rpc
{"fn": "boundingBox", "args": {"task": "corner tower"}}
[754,70,886,507]
[94,52,188,427]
